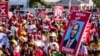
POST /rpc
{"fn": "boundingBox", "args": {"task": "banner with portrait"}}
[60,12,91,56]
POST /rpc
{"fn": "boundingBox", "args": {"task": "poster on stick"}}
[0,2,8,18]
[60,12,91,56]
[54,6,64,17]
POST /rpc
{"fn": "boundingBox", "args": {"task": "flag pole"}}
[69,0,71,14]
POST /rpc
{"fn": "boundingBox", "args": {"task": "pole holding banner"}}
[69,0,71,14]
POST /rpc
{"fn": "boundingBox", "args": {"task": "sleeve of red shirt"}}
[14,52,20,56]
[36,49,43,56]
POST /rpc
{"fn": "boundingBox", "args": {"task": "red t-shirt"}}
[36,49,43,56]
[14,52,20,56]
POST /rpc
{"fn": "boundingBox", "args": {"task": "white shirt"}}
[34,40,44,47]
[0,33,9,48]
[14,45,20,52]
[27,24,36,33]
[11,26,17,34]
[43,41,59,54]
[80,45,88,55]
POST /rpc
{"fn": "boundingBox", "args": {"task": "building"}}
[79,0,94,10]
[42,0,60,2]
[9,0,29,9]
[43,0,94,10]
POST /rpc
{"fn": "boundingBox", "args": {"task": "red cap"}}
[36,49,43,56]
[49,25,57,30]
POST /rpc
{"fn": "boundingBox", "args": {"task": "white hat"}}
[50,32,56,37]
[23,20,26,24]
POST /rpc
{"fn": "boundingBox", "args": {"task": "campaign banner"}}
[36,9,47,19]
[82,23,92,44]
[60,12,91,56]
[54,6,64,17]
[70,6,79,12]
[0,2,8,18]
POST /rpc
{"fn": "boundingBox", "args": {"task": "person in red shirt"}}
[35,46,43,56]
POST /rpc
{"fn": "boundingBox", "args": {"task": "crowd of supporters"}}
[0,8,99,56]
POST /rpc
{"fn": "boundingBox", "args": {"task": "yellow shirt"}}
[90,42,100,56]
[0,50,3,56]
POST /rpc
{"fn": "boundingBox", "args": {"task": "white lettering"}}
[75,17,81,20]
[76,13,86,17]
[62,47,74,53]
[0,8,5,14]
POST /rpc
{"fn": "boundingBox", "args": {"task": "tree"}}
[40,0,53,8]
[29,0,52,8]
[29,0,40,8]
[93,0,100,8]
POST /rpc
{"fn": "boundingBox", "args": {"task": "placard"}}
[0,2,8,18]
[60,12,91,56]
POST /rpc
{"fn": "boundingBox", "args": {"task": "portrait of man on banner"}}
[63,21,84,49]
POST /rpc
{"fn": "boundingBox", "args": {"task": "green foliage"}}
[93,0,100,8]
[29,0,52,8]
[29,0,40,8]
